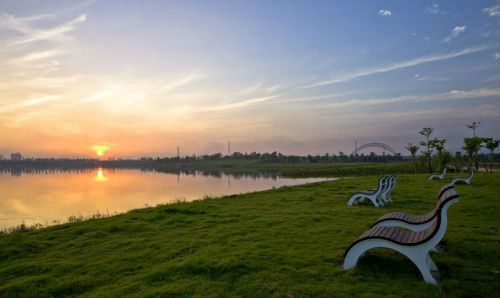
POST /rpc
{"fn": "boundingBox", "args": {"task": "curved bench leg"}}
[347,195,362,206]
[370,196,383,207]
[406,250,437,285]
[427,254,438,271]
[344,240,437,284]
[343,241,372,270]
[348,194,381,207]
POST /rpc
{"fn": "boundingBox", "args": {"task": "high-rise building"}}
[10,152,22,161]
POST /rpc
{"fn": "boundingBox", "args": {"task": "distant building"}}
[10,152,22,161]
[0,154,4,160]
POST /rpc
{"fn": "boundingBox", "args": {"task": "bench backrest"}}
[417,187,459,246]
[437,182,455,200]
[378,175,389,190]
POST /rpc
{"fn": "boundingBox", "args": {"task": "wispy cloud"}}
[322,88,500,109]
[495,52,500,60]
[149,70,207,94]
[204,94,283,112]
[338,105,500,123]
[482,5,500,17]
[378,10,392,17]
[426,3,445,15]
[9,49,63,64]
[302,45,489,88]
[0,12,54,34]
[443,25,466,42]
[2,14,87,47]
[0,95,61,113]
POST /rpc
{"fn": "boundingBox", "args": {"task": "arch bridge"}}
[352,142,397,155]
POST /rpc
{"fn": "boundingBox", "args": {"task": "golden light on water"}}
[93,168,108,182]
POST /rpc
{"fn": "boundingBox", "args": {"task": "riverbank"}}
[1,173,499,297]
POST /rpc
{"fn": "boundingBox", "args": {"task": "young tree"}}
[405,142,419,173]
[466,121,481,137]
[419,127,435,173]
[484,138,499,172]
[429,138,447,172]
[463,137,484,170]
[484,138,499,156]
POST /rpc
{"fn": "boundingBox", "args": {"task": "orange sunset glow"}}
[91,145,110,157]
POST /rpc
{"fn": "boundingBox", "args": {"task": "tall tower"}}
[177,146,180,158]
[354,140,358,153]
[228,140,231,156]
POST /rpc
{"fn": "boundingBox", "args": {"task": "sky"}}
[0,0,499,158]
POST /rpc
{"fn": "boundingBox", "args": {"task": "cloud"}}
[482,5,500,17]
[443,25,466,42]
[321,88,500,109]
[302,45,489,88]
[378,10,392,16]
[413,74,430,81]
[9,49,63,64]
[0,95,61,113]
[0,12,54,34]
[204,94,283,112]
[495,52,500,60]
[426,3,445,15]
[3,14,87,47]
[451,25,466,37]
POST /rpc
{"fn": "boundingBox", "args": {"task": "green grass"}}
[0,173,499,297]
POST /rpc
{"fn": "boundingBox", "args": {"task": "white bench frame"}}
[451,170,474,185]
[379,175,397,204]
[428,167,447,180]
[347,176,388,208]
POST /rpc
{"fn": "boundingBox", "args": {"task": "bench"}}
[451,170,474,185]
[370,183,454,232]
[428,167,447,180]
[347,176,388,207]
[379,175,397,204]
[343,187,460,284]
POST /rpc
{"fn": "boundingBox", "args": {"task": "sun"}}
[91,145,110,157]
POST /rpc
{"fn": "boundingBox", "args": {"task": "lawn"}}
[0,173,499,297]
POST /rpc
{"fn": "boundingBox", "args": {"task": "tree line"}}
[405,122,499,173]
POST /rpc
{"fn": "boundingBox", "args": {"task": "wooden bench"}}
[428,167,447,180]
[343,187,460,284]
[370,183,454,232]
[347,176,389,207]
[451,170,474,185]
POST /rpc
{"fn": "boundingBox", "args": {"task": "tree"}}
[419,127,435,173]
[484,138,499,156]
[484,138,499,172]
[463,137,484,170]
[429,138,447,172]
[405,142,419,173]
[466,121,481,137]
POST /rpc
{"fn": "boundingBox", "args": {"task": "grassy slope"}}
[0,173,499,297]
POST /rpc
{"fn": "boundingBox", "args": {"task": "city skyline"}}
[1,1,499,157]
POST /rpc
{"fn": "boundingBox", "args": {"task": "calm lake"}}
[0,168,327,229]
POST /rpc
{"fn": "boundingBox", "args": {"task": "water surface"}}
[0,168,327,228]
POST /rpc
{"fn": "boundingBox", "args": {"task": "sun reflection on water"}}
[93,167,108,182]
